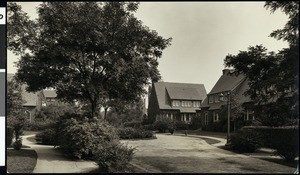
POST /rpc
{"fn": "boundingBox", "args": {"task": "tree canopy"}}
[8,2,172,118]
[224,1,299,126]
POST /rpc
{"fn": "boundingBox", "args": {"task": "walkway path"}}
[21,134,99,173]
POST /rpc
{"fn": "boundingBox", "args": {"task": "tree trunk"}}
[104,107,108,120]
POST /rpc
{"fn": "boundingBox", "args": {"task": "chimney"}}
[222,69,231,75]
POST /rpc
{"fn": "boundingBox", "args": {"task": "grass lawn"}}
[7,149,38,173]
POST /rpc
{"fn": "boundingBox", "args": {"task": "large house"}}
[148,82,207,123]
[199,69,253,130]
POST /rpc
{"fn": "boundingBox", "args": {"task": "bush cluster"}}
[93,140,135,173]
[23,119,54,131]
[230,128,262,153]
[175,121,189,130]
[35,112,135,171]
[13,138,22,150]
[7,127,14,147]
[154,118,176,133]
[117,127,154,139]
[35,129,56,145]
[244,126,299,162]
[123,121,142,129]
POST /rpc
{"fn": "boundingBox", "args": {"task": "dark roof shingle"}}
[154,82,207,112]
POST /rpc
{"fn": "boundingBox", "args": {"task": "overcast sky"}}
[7,2,289,93]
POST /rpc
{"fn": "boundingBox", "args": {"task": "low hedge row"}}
[231,126,299,162]
[243,126,299,162]
[117,127,155,139]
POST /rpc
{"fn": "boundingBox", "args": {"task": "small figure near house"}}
[185,130,188,136]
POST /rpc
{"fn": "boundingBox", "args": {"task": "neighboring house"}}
[200,69,253,129]
[40,89,58,106]
[148,82,207,124]
[7,73,43,123]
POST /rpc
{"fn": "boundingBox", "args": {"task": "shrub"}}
[143,124,155,131]
[23,119,54,131]
[230,128,262,153]
[123,121,142,129]
[154,118,176,133]
[7,127,14,147]
[93,140,135,173]
[55,113,119,159]
[118,127,154,139]
[244,126,299,162]
[154,120,169,133]
[13,138,22,150]
[175,121,189,130]
[35,129,56,145]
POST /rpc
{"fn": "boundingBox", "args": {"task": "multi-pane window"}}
[193,101,201,107]
[213,111,219,122]
[173,100,180,107]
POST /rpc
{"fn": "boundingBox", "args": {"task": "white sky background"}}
[7,2,289,95]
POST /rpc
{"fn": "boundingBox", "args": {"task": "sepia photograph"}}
[6,1,299,173]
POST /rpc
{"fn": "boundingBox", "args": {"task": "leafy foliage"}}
[264,1,299,45]
[7,127,14,147]
[35,129,56,145]
[93,140,135,173]
[245,126,299,162]
[7,78,27,140]
[117,127,155,139]
[13,138,23,150]
[224,1,299,126]
[8,2,172,118]
[230,128,262,153]
[54,113,119,159]
[154,118,176,133]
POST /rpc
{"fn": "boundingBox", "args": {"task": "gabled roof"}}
[201,70,251,110]
[209,70,245,95]
[153,81,207,112]
[43,90,57,98]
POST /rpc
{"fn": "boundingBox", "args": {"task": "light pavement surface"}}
[122,134,296,173]
[21,134,99,173]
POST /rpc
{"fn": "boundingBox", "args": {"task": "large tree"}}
[8,2,172,118]
[224,1,299,126]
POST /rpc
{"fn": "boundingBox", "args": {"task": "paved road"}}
[21,134,99,173]
[122,134,296,173]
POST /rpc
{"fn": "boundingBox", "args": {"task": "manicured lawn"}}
[7,149,38,173]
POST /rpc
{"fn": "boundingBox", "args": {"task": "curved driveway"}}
[122,134,295,173]
[21,134,99,173]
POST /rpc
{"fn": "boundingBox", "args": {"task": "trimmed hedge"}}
[118,127,155,139]
[230,128,262,153]
[243,126,299,162]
